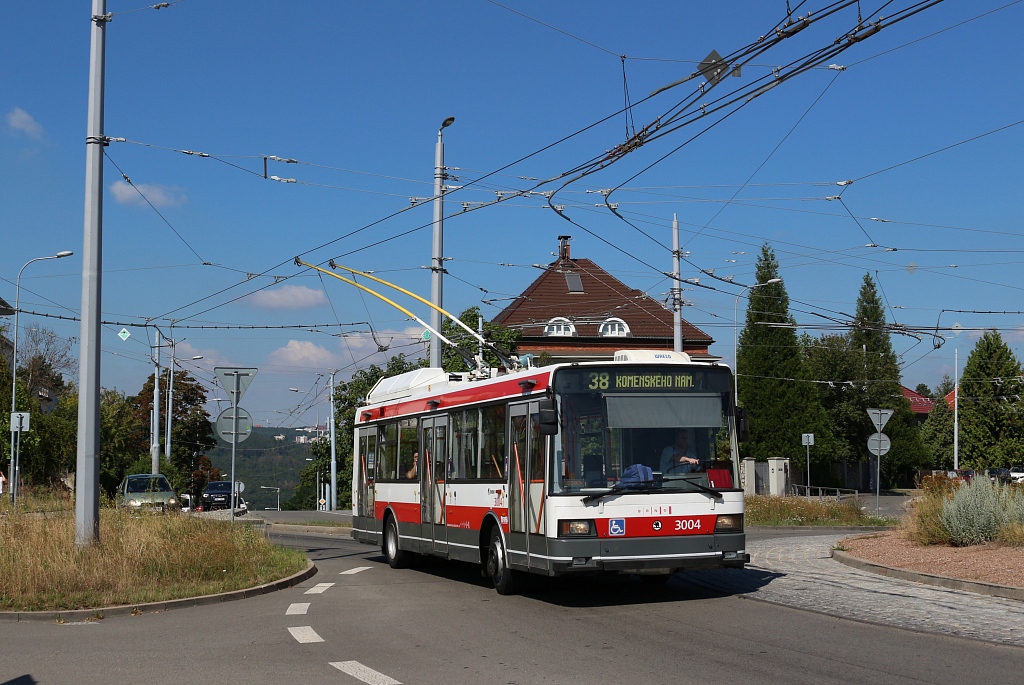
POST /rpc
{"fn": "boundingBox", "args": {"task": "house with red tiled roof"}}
[902,385,934,424]
[492,236,715,364]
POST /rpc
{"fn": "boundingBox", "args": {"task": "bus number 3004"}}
[675,519,701,531]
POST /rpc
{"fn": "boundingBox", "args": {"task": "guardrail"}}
[790,484,859,503]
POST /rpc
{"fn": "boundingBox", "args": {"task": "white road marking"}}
[304,582,336,594]
[329,661,401,685]
[287,626,324,644]
[340,566,372,575]
[286,602,310,615]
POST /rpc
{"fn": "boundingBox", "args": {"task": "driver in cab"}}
[660,429,699,475]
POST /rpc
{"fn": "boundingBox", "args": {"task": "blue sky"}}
[3,0,1024,426]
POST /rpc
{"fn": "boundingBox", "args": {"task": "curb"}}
[268,524,352,532]
[832,550,1024,602]
[0,559,317,623]
[750,525,895,532]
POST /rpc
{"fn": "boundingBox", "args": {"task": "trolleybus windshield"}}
[551,365,736,495]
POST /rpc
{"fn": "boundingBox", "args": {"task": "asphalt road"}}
[2,528,1021,685]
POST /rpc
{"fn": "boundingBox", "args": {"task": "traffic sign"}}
[118,328,131,341]
[215,367,258,405]
[801,433,814,446]
[235,481,245,494]
[9,412,30,433]
[867,432,891,456]
[216,407,253,443]
[866,408,894,432]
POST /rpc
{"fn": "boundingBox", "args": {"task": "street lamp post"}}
[733,278,782,410]
[8,250,73,504]
[429,116,455,369]
[260,485,281,511]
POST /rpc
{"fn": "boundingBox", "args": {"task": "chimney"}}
[558,235,572,263]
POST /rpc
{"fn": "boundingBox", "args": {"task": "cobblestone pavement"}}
[676,534,1024,647]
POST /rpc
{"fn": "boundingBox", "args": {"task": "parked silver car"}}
[116,474,180,512]
[1010,465,1024,484]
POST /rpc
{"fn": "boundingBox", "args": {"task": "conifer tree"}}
[920,392,954,469]
[737,244,832,475]
[849,273,927,485]
[958,330,1024,468]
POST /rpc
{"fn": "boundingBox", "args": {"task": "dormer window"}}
[599,317,631,337]
[545,317,576,337]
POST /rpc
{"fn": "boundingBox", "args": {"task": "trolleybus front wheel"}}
[487,527,518,595]
[384,515,409,569]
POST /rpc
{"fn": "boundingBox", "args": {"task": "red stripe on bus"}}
[597,515,718,538]
[376,500,421,524]
[445,504,510,532]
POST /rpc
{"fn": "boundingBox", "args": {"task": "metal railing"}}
[790,484,859,503]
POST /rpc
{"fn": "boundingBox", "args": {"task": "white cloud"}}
[109,180,188,207]
[267,340,339,369]
[6,107,43,139]
[248,284,325,310]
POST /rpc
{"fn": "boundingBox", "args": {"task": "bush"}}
[903,488,951,546]
[744,495,888,526]
[937,479,1024,547]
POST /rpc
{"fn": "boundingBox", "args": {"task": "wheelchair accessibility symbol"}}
[609,518,626,536]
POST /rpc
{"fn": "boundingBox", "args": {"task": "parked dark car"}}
[984,467,1011,485]
[201,481,241,511]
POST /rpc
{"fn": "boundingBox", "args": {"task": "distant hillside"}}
[206,425,317,510]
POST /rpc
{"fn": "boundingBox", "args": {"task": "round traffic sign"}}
[235,481,245,493]
[216,407,253,443]
[867,432,891,456]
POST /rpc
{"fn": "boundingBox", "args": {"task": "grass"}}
[0,496,307,612]
[745,495,896,527]
[288,519,352,528]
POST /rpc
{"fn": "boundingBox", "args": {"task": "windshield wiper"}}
[661,475,723,499]
[581,482,659,504]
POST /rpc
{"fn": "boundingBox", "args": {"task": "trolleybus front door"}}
[508,402,547,571]
[356,426,377,543]
[420,416,448,556]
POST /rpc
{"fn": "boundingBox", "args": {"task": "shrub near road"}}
[0,500,306,612]
[745,495,894,526]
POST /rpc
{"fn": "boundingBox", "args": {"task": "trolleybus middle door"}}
[420,416,448,556]
[508,401,547,571]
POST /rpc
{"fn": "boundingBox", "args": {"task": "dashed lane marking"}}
[288,626,324,644]
[304,582,336,594]
[340,566,372,575]
[286,602,310,615]
[329,661,401,685]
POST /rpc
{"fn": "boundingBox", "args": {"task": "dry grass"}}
[745,495,894,527]
[0,498,306,611]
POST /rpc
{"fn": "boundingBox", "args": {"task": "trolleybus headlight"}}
[559,520,595,537]
[715,514,743,532]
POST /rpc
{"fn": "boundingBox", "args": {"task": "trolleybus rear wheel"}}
[384,516,408,569]
[487,526,518,595]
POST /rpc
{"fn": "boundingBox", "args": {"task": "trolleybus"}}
[351,349,749,594]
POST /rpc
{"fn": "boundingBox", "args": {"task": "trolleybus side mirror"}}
[538,397,559,435]
[736,407,750,443]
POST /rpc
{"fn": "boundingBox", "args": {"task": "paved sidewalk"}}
[677,534,1024,646]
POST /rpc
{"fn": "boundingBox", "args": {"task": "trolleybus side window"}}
[397,419,418,480]
[450,409,478,480]
[376,422,398,481]
[480,404,506,480]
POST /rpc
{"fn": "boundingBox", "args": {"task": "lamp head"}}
[440,116,455,130]
[765,278,782,284]
[55,251,74,258]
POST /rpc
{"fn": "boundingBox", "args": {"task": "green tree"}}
[920,392,954,469]
[848,273,927,485]
[802,332,862,463]
[737,244,833,478]
[133,370,216,497]
[98,388,149,495]
[958,330,1024,469]
[914,383,932,398]
[934,374,955,398]
[441,306,519,373]
[289,353,426,509]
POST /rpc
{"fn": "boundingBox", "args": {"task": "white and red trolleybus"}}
[351,349,750,594]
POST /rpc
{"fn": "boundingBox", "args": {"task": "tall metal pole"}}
[954,347,959,470]
[329,370,337,512]
[75,0,108,546]
[672,214,682,353]
[164,337,174,465]
[430,117,454,368]
[151,329,161,474]
[230,371,240,524]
